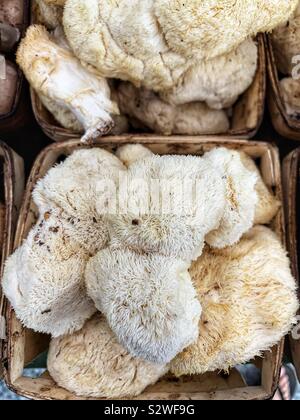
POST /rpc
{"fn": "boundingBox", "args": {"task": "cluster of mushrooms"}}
[14,0,299,140]
[3,144,299,399]
[271,1,300,120]
[0,0,23,117]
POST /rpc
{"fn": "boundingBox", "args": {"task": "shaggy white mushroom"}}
[204,148,258,249]
[161,38,258,110]
[34,148,126,209]
[155,0,298,60]
[85,249,201,364]
[17,25,120,143]
[280,78,300,119]
[116,144,154,167]
[107,154,226,261]
[170,226,299,376]
[271,1,300,75]
[0,59,18,116]
[2,209,96,337]
[117,83,230,135]
[63,0,297,90]
[38,94,83,133]
[2,148,126,337]
[239,152,281,225]
[48,314,168,398]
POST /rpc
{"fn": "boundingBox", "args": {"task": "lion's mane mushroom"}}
[48,314,168,398]
[204,148,258,249]
[85,248,201,364]
[170,226,299,376]
[33,148,125,254]
[155,0,298,60]
[33,0,64,29]
[2,209,96,337]
[116,83,230,135]
[280,78,300,119]
[0,59,18,116]
[161,38,258,110]
[107,153,226,261]
[239,152,281,225]
[17,25,120,143]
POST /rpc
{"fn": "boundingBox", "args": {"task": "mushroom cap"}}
[155,0,298,60]
[45,148,125,251]
[107,154,226,260]
[239,152,281,225]
[48,314,168,398]
[117,83,230,135]
[170,226,299,376]
[116,144,154,167]
[280,77,300,119]
[33,148,125,253]
[3,210,96,337]
[85,248,201,364]
[204,148,258,249]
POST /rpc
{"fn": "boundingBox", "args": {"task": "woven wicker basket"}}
[0,136,287,400]
[266,35,300,141]
[29,32,266,142]
[0,0,29,131]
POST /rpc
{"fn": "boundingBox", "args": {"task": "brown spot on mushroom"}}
[44,211,51,220]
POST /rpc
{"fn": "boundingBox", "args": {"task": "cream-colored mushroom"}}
[108,153,226,261]
[204,148,258,249]
[170,226,299,376]
[85,248,201,364]
[271,1,300,75]
[239,152,281,225]
[117,83,230,135]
